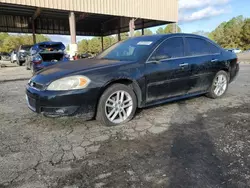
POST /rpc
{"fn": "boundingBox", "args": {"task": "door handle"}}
[179,63,189,67]
[211,59,219,62]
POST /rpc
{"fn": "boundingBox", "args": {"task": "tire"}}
[19,61,24,66]
[206,70,229,99]
[96,84,137,126]
[17,60,24,66]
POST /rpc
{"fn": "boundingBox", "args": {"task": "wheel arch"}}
[98,78,143,109]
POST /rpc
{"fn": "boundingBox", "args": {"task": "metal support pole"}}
[129,18,135,37]
[142,19,144,35]
[101,36,104,51]
[69,12,76,44]
[32,20,36,44]
[31,8,41,44]
[118,18,121,41]
[69,12,77,58]
[118,29,121,41]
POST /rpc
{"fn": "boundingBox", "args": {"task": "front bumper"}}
[26,85,100,119]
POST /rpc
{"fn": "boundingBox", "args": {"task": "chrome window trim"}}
[147,53,221,62]
[146,36,221,63]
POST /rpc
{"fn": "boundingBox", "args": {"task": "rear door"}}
[184,37,216,93]
[145,37,192,103]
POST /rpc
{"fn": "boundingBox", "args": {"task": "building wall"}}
[0,0,178,22]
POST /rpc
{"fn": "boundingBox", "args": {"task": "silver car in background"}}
[10,50,17,63]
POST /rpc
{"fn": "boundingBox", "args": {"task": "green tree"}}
[36,34,50,43]
[119,33,129,41]
[103,36,116,49]
[156,27,165,34]
[144,29,153,35]
[164,24,181,33]
[156,24,181,34]
[66,44,70,51]
[222,16,244,48]
[134,29,153,36]
[134,30,142,36]
[209,16,247,49]
[192,31,210,37]
[78,39,88,53]
[0,36,22,52]
[88,37,101,54]
[0,34,50,52]
[240,19,250,50]
[0,33,9,46]
[209,22,226,43]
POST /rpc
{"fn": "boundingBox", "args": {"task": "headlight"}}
[47,75,90,91]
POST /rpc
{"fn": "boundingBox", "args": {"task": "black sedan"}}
[26,34,239,126]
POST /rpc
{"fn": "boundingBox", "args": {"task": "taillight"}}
[33,60,42,65]
[33,55,42,65]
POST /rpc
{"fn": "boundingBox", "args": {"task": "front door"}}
[145,37,192,104]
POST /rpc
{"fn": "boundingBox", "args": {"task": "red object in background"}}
[33,60,42,65]
[73,55,78,60]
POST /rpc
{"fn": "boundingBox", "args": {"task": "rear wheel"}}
[96,84,137,126]
[206,70,229,99]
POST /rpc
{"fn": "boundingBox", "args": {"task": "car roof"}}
[131,33,221,49]
[133,33,209,40]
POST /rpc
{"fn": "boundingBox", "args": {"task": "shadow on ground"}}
[52,104,250,188]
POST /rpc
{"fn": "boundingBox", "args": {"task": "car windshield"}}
[96,36,161,61]
[21,46,32,52]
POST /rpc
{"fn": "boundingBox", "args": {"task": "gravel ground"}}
[238,52,250,61]
[0,64,249,188]
[0,61,31,82]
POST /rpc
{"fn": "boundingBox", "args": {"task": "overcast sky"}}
[48,0,250,46]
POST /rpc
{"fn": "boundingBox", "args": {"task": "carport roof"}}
[0,0,178,36]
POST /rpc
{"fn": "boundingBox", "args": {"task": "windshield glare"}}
[21,46,32,52]
[96,37,159,61]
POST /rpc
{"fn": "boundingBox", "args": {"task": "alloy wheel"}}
[105,90,133,124]
[214,74,227,96]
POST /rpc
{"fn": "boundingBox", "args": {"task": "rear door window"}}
[150,37,184,60]
[185,37,210,56]
[207,42,221,54]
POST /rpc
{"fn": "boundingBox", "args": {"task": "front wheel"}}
[17,60,23,66]
[96,84,137,126]
[206,70,229,99]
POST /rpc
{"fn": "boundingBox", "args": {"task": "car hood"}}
[32,58,133,84]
